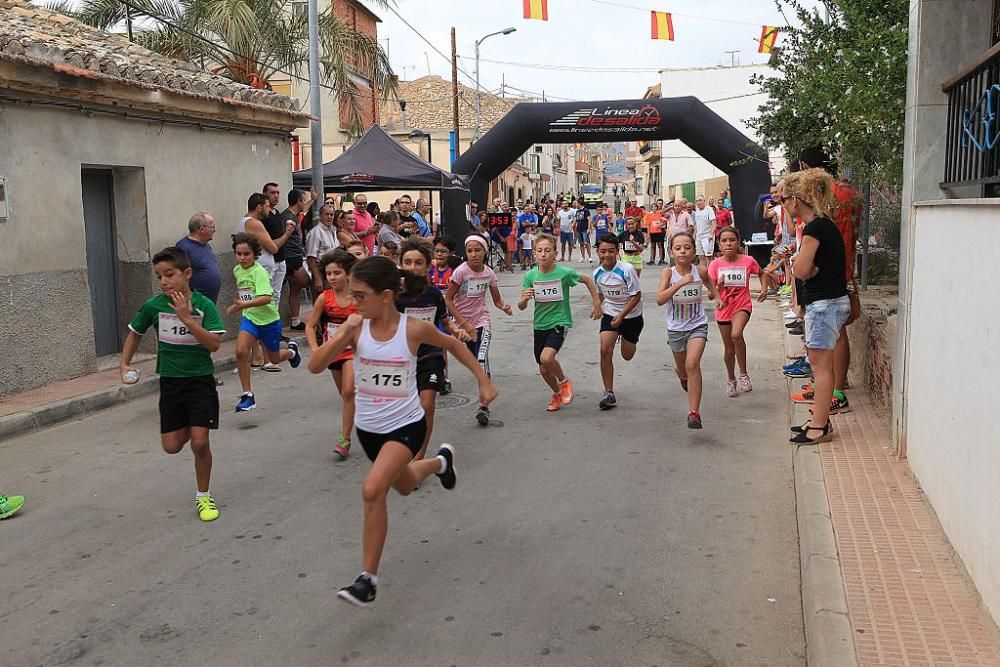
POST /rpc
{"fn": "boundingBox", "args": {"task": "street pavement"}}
[2,263,805,666]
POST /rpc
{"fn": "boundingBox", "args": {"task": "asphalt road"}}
[1,264,805,666]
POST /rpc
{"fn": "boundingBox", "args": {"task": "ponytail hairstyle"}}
[399,237,433,298]
[350,256,401,297]
[782,167,834,217]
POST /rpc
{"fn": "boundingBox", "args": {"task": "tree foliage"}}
[748,0,908,186]
[47,0,397,136]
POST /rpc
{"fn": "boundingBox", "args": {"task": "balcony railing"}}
[942,43,1000,189]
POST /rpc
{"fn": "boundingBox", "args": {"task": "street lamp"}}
[409,129,432,165]
[474,27,516,140]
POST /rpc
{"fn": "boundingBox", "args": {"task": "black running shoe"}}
[598,391,617,410]
[435,444,456,490]
[475,406,490,426]
[289,322,306,331]
[687,411,703,429]
[337,574,376,606]
[441,379,452,395]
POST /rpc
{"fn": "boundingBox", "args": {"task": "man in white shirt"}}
[306,203,339,295]
[556,199,577,262]
[692,195,717,264]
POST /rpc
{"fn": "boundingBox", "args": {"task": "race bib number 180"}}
[721,266,748,288]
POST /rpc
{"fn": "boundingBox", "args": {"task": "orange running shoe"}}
[559,378,574,405]
[546,392,562,412]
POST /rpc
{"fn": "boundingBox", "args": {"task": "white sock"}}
[291,317,300,326]
[435,455,448,474]
[362,571,378,585]
[196,490,210,498]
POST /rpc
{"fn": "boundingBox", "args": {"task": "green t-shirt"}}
[233,262,280,326]
[128,292,225,378]
[523,264,581,330]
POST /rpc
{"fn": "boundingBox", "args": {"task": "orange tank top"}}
[322,289,357,362]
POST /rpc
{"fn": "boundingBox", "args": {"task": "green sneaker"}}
[0,495,25,519]
[196,494,220,522]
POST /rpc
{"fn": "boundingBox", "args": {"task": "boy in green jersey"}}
[518,233,601,413]
[120,247,226,522]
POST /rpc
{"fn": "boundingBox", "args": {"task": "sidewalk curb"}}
[780,308,858,666]
[0,356,238,442]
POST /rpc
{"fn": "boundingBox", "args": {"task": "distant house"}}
[0,0,309,396]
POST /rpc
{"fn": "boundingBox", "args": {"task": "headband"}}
[464,234,488,252]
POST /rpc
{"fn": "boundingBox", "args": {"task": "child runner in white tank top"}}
[657,231,718,429]
[308,256,497,608]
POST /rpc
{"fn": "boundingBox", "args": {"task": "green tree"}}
[748,0,908,186]
[47,0,397,136]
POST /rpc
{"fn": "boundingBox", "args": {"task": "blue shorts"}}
[576,231,591,245]
[240,317,284,352]
[560,231,574,245]
[804,296,851,350]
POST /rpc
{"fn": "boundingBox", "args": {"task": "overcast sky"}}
[370,0,817,102]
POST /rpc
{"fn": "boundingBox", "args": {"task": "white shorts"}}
[697,236,713,256]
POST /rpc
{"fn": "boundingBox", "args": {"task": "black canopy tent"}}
[291,124,469,193]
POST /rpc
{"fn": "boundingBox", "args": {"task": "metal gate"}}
[81,170,121,357]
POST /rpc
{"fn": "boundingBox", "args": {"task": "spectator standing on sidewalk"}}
[306,203,340,296]
[177,212,221,303]
[352,193,378,257]
[261,183,295,311]
[278,189,314,331]
[415,198,433,237]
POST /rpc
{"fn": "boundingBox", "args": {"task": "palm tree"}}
[47,0,397,136]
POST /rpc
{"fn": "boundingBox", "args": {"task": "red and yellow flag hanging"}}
[523,0,548,20]
[758,25,779,53]
[650,11,674,41]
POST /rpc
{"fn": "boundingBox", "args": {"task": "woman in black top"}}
[785,168,851,444]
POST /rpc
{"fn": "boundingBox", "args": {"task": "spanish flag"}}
[758,25,779,53]
[523,0,548,20]
[650,11,674,41]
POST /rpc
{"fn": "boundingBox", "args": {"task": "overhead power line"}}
[582,0,766,27]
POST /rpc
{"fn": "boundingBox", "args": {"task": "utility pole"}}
[451,27,460,153]
[307,0,323,222]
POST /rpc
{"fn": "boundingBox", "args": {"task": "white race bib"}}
[237,287,254,303]
[721,266,748,288]
[601,282,627,302]
[674,282,702,304]
[405,306,437,323]
[534,278,564,303]
[158,312,202,346]
[624,241,637,253]
[463,277,491,297]
[356,356,414,399]
[326,322,340,340]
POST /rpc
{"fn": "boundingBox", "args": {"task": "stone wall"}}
[846,286,898,418]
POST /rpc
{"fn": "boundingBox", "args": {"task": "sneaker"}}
[214,376,225,387]
[196,494,220,522]
[790,387,815,403]
[337,574,377,606]
[829,395,852,414]
[785,320,802,329]
[333,437,351,460]
[475,405,490,426]
[783,362,811,378]
[589,257,594,263]
[441,379,453,395]
[687,411,703,429]
[435,444,456,490]
[783,310,799,320]
[287,340,301,368]
[658,259,666,265]
[598,391,617,410]
[234,392,256,412]
[726,380,738,398]
[546,392,562,412]
[679,377,688,392]
[783,357,806,370]
[738,374,752,393]
[0,494,25,519]
[559,378,574,405]
[289,322,306,331]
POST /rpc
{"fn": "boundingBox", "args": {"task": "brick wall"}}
[332,0,379,130]
[846,287,898,417]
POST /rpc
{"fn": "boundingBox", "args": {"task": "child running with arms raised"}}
[120,247,226,521]
[305,249,357,460]
[593,234,643,409]
[518,233,602,412]
[708,227,766,397]
[657,232,719,428]
[445,235,513,425]
[308,257,498,606]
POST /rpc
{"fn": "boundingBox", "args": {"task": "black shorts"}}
[328,358,350,371]
[285,257,304,274]
[416,355,446,392]
[600,313,644,344]
[533,326,567,364]
[649,232,665,242]
[356,417,427,462]
[716,309,752,326]
[159,376,219,434]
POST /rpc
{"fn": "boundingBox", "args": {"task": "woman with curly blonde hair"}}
[784,168,851,444]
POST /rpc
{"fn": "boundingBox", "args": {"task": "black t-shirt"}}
[262,211,287,262]
[799,216,848,306]
[395,285,447,359]
[618,230,645,254]
[278,209,303,260]
[398,213,419,237]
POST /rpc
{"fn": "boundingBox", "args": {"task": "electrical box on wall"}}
[0,175,8,221]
